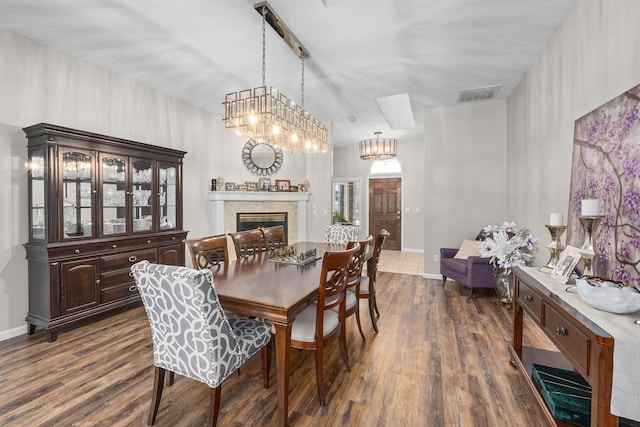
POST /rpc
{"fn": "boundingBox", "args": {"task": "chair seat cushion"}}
[345,289,356,310]
[359,276,371,295]
[291,304,340,342]
[227,317,272,359]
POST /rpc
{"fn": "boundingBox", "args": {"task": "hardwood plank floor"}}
[0,273,552,426]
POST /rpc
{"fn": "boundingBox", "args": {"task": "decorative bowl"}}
[576,277,640,314]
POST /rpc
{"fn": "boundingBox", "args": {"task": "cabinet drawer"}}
[101,249,157,271]
[542,302,591,376]
[101,281,139,303]
[518,280,542,323]
[100,267,135,289]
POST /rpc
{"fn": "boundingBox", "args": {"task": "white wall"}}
[423,100,508,277]
[0,28,331,338]
[332,136,425,251]
[507,0,640,266]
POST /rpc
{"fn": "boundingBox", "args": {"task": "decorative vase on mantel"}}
[494,268,514,308]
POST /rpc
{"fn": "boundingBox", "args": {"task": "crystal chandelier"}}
[359,132,397,160]
[223,4,328,154]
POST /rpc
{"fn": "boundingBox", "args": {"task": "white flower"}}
[479,222,538,270]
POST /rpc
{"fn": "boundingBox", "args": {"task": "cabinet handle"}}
[128,256,137,263]
[524,295,533,302]
[92,190,97,194]
[555,326,567,336]
[112,244,117,249]
[172,236,176,240]
[129,271,134,277]
[128,285,137,292]
[147,240,152,244]
[74,249,80,254]
[96,279,101,285]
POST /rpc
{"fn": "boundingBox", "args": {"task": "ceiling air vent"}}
[456,84,503,103]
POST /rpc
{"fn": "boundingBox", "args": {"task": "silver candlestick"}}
[540,225,567,273]
[578,215,603,276]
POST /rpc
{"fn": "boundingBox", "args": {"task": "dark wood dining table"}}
[211,242,350,427]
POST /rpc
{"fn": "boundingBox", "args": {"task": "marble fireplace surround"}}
[209,191,311,243]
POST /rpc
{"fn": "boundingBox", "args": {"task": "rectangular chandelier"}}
[224,86,328,154]
[223,2,328,154]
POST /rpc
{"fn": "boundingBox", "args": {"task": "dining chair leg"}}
[167,371,175,386]
[148,366,166,425]
[338,327,351,371]
[368,297,378,333]
[354,302,366,341]
[314,349,327,406]
[209,385,222,427]
[261,340,272,389]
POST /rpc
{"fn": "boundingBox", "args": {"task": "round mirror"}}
[242,139,283,176]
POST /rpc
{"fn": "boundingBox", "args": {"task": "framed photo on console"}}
[551,249,581,283]
[275,179,290,192]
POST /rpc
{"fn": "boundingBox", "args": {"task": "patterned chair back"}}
[130,261,241,388]
[346,236,372,288]
[261,225,286,250]
[186,234,229,269]
[368,229,390,283]
[230,229,266,258]
[324,224,359,244]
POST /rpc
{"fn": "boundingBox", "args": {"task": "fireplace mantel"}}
[209,191,311,241]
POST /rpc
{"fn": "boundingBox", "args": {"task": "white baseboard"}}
[0,324,28,342]
[423,273,442,280]
[400,248,423,253]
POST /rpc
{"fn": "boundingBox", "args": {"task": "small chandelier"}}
[223,4,328,154]
[359,132,397,160]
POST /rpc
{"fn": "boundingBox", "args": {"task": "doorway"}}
[368,177,401,250]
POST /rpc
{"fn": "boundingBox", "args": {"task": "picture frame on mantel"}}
[259,177,271,191]
[275,179,290,192]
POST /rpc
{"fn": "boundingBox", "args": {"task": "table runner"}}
[521,267,640,422]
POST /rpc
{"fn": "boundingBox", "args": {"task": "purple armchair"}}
[440,247,495,297]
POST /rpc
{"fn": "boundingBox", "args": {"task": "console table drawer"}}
[542,302,591,376]
[518,280,542,323]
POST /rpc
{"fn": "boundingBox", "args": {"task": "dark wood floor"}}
[0,273,553,426]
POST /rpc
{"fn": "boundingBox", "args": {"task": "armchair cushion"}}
[454,239,482,259]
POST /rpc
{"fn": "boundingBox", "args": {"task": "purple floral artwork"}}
[568,84,640,284]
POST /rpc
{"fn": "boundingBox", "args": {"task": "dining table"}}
[211,241,354,426]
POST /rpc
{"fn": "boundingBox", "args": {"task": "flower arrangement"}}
[479,222,538,270]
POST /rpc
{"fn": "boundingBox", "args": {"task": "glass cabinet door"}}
[101,156,127,235]
[132,159,153,233]
[158,163,178,230]
[30,148,46,241]
[61,149,94,239]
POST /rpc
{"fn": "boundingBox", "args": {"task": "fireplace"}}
[237,212,288,238]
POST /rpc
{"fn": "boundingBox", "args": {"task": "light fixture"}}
[223,3,328,154]
[359,132,397,160]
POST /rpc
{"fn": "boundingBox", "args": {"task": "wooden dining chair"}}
[343,235,373,351]
[230,229,266,258]
[290,243,359,406]
[261,225,286,250]
[185,234,229,269]
[130,261,272,427]
[357,229,390,333]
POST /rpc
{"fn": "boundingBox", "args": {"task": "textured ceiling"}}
[0,0,575,147]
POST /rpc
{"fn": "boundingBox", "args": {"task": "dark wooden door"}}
[368,178,401,250]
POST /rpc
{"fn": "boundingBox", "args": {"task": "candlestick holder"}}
[539,225,567,273]
[578,215,603,276]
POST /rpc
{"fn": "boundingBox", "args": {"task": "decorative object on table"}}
[551,249,581,284]
[302,179,310,192]
[567,83,640,285]
[216,176,224,191]
[241,138,284,176]
[210,178,217,191]
[224,182,236,191]
[359,131,398,160]
[578,214,604,276]
[531,363,592,427]
[222,4,328,154]
[479,221,538,306]
[258,177,270,191]
[275,179,290,192]
[289,185,298,192]
[575,276,640,314]
[268,245,320,265]
[540,222,567,273]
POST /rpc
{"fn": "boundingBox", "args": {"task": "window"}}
[370,158,401,174]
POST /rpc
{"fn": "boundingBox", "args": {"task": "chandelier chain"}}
[261,6,266,87]
[300,56,305,108]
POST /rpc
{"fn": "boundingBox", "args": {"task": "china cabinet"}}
[24,123,187,342]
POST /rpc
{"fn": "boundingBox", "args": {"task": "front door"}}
[368,178,401,250]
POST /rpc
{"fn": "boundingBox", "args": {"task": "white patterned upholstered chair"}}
[324,224,359,244]
[290,244,358,406]
[130,261,272,427]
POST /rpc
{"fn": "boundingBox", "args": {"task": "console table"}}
[511,267,617,427]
